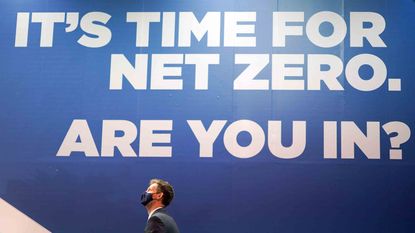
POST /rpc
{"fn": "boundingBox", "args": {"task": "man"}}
[140,178,180,233]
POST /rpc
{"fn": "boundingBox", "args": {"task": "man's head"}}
[141,178,174,208]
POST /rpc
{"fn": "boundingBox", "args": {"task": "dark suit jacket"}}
[144,208,180,233]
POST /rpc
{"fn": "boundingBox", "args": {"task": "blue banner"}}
[1,0,414,232]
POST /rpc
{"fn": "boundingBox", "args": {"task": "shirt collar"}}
[148,207,163,220]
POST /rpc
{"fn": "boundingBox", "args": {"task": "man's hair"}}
[150,178,174,206]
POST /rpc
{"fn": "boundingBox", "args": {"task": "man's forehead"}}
[147,183,158,190]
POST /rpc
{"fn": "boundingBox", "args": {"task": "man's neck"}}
[146,203,164,215]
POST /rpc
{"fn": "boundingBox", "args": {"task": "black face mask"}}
[140,192,154,206]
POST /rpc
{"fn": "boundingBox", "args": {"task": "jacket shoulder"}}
[152,209,180,233]
[145,216,166,233]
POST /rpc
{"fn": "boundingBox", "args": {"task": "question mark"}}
[382,121,411,160]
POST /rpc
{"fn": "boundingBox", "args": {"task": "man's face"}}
[141,183,163,207]
[146,183,159,194]
[146,183,163,200]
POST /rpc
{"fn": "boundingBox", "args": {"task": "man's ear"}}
[155,192,163,200]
